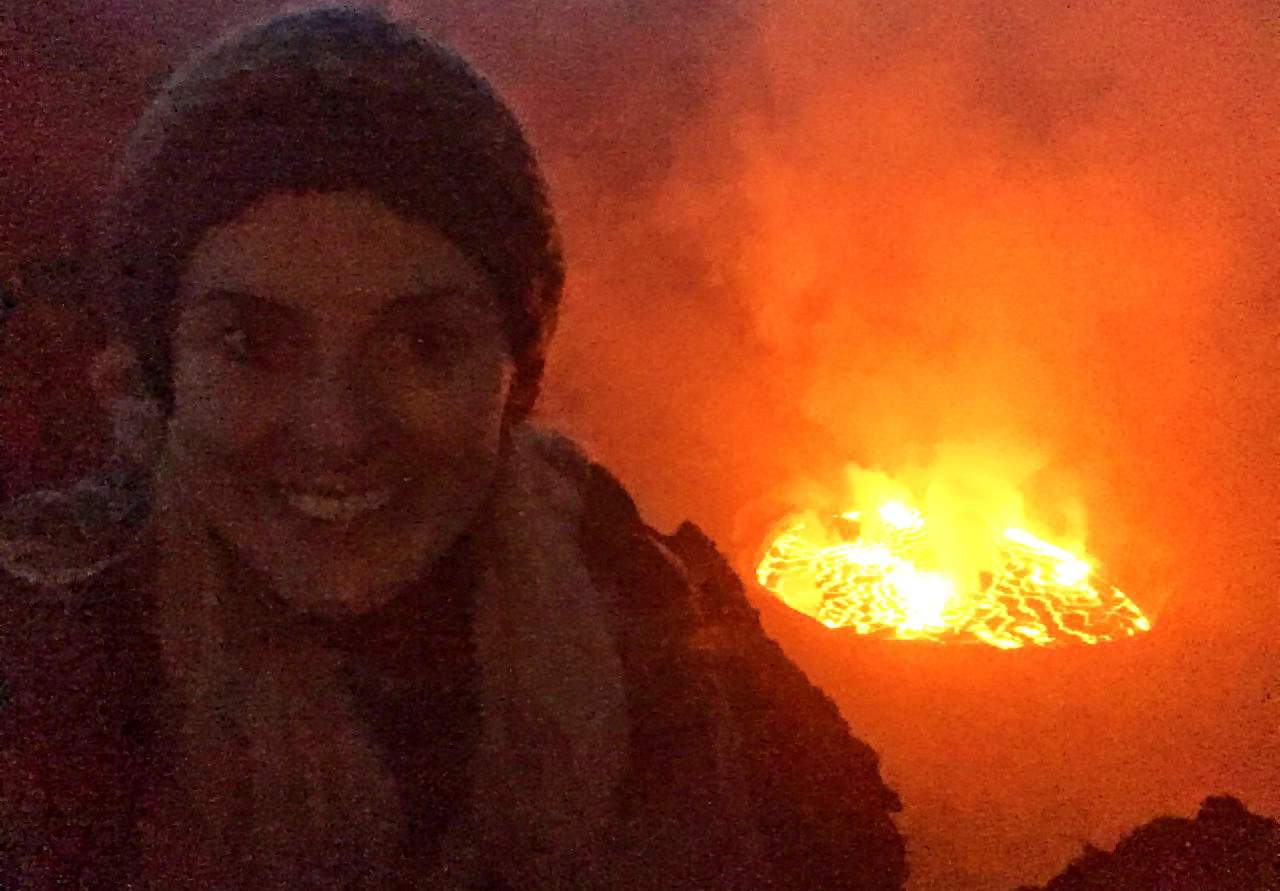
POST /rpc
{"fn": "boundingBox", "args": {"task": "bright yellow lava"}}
[755,499,1150,648]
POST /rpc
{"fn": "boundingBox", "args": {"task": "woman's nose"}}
[291,362,375,460]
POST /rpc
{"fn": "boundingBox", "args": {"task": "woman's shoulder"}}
[0,473,159,692]
[0,467,151,598]
[543,431,907,889]
[0,478,165,889]
[0,472,159,743]
[655,524,907,888]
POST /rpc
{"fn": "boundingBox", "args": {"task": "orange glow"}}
[755,469,1150,648]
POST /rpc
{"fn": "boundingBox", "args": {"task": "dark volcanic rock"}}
[1017,796,1280,891]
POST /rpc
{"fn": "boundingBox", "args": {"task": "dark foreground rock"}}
[1017,795,1280,891]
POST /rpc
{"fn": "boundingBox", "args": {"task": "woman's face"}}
[168,189,514,617]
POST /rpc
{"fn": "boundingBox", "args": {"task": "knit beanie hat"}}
[95,5,565,423]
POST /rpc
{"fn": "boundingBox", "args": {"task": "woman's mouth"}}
[282,487,395,524]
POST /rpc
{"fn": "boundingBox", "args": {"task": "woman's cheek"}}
[395,356,513,452]
[172,359,291,451]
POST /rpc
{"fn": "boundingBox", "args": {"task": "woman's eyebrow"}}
[382,287,492,320]
[196,288,305,326]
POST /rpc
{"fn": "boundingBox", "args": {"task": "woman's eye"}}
[404,327,462,364]
[221,326,254,362]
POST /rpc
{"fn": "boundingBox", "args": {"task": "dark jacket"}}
[0,448,906,889]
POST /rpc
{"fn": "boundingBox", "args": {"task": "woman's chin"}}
[213,485,471,619]
[269,561,408,618]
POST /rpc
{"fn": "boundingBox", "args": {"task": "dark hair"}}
[96,4,564,421]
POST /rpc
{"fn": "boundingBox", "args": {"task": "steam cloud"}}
[478,1,1277,624]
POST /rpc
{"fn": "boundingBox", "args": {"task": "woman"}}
[0,7,905,889]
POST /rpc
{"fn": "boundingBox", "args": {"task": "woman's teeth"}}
[284,488,392,523]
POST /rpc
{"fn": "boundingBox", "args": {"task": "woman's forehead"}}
[178,189,496,322]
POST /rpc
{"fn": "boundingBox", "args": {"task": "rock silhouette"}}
[1018,795,1280,891]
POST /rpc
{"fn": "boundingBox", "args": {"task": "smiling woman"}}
[0,6,906,890]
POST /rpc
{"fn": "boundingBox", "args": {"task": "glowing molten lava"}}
[756,498,1150,648]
